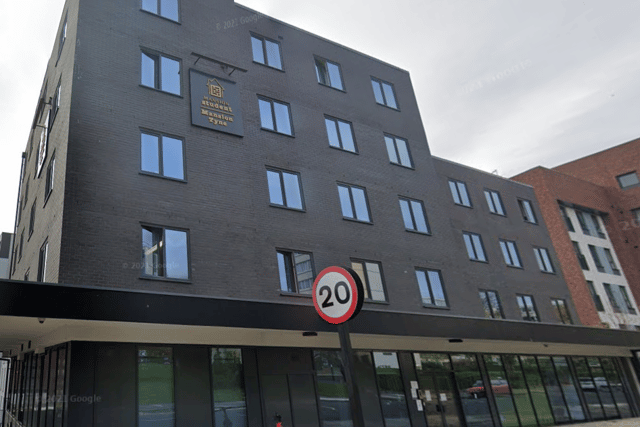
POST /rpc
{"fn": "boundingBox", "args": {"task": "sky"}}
[2,0,640,234]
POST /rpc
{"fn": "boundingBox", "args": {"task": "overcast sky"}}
[2,0,640,234]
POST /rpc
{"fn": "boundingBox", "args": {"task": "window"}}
[141,0,179,21]
[479,290,504,319]
[141,51,181,95]
[29,201,36,237]
[560,206,575,232]
[314,57,343,90]
[575,211,590,235]
[51,80,61,121]
[463,232,487,262]
[351,260,387,302]
[534,247,554,273]
[211,348,247,427]
[267,169,304,210]
[37,241,48,282]
[57,15,67,59]
[586,281,605,312]
[588,245,605,273]
[258,97,292,135]
[18,231,24,261]
[141,225,189,280]
[516,295,539,322]
[138,347,175,427]
[591,214,606,238]
[499,240,522,268]
[44,155,55,201]
[337,184,371,223]
[551,299,572,324]
[277,250,314,294]
[619,286,637,314]
[22,180,29,212]
[399,197,429,233]
[616,172,640,189]
[449,180,471,207]
[603,248,620,275]
[484,190,505,215]
[518,199,537,224]
[603,284,621,313]
[384,135,412,168]
[632,208,640,224]
[324,116,356,152]
[141,131,185,180]
[24,270,29,282]
[371,77,398,109]
[573,241,589,270]
[415,268,448,307]
[251,35,282,70]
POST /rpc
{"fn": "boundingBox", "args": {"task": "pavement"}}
[562,419,640,427]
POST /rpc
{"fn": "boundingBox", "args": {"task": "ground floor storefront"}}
[2,280,640,427]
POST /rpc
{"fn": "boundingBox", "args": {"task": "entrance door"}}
[260,373,320,427]
[416,372,462,427]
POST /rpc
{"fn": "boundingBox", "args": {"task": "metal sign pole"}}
[338,322,366,427]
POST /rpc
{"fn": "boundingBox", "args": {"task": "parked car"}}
[466,379,510,398]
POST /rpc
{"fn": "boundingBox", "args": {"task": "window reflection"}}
[314,351,353,427]
[211,348,247,427]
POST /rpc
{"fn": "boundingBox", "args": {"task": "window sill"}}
[422,304,450,310]
[139,275,192,284]
[329,145,359,155]
[43,190,53,208]
[279,291,312,298]
[269,204,306,213]
[342,217,373,225]
[252,61,285,73]
[140,9,181,24]
[139,84,183,99]
[389,162,414,170]
[318,82,346,93]
[505,264,524,270]
[139,171,187,183]
[375,102,400,112]
[489,212,507,218]
[540,270,556,275]
[260,127,295,138]
[524,220,538,225]
[405,229,431,236]
[454,203,473,209]
[469,258,489,264]
[364,299,389,305]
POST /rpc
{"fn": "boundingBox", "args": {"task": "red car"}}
[466,379,510,398]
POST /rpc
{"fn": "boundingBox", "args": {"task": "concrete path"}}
[561,419,640,426]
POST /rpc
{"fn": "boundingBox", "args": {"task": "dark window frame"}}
[572,241,589,270]
[415,267,449,308]
[384,134,413,168]
[351,259,388,303]
[463,231,487,262]
[551,298,573,324]
[51,78,62,125]
[44,153,56,205]
[619,286,637,315]
[588,245,606,273]
[314,55,345,91]
[533,246,555,273]
[37,240,48,283]
[250,33,283,70]
[324,115,358,153]
[603,283,621,313]
[136,346,176,427]
[518,198,538,224]
[479,289,504,319]
[586,281,605,312]
[616,171,640,189]
[603,248,621,275]
[257,96,294,136]
[398,196,430,234]
[516,294,540,322]
[499,239,522,268]
[28,201,36,239]
[449,179,472,207]
[140,49,182,96]
[56,14,68,62]
[371,76,399,110]
[560,206,575,232]
[139,129,187,182]
[266,167,305,211]
[484,189,506,216]
[276,249,315,295]
[140,224,191,282]
[337,183,372,224]
[141,0,181,22]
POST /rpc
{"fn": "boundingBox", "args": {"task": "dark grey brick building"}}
[2,1,640,426]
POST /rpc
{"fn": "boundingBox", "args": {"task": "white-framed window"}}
[142,0,179,21]
[142,225,189,280]
[352,259,387,302]
[371,77,398,109]
[267,168,304,210]
[449,180,471,207]
[258,97,293,135]
[251,34,282,70]
[499,240,522,268]
[384,135,412,168]
[534,247,554,273]
[141,131,185,180]
[518,199,537,224]
[337,184,371,223]
[463,232,487,262]
[415,268,448,307]
[399,197,429,234]
[325,116,356,152]
[277,250,314,294]
[315,57,343,90]
[141,51,181,95]
[484,190,505,216]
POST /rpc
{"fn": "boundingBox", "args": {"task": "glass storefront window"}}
[536,356,570,424]
[586,358,619,419]
[600,358,632,418]
[483,355,519,427]
[373,352,411,427]
[502,355,537,427]
[518,356,554,426]
[137,347,175,427]
[450,354,493,427]
[313,351,353,427]
[551,357,585,422]
[573,357,605,420]
[211,348,247,427]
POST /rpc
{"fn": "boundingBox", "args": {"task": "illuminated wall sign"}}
[190,69,244,137]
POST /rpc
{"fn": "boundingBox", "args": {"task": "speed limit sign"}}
[312,266,365,324]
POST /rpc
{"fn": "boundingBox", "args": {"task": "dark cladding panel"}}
[94,344,136,427]
[190,69,244,136]
[66,342,97,427]
[174,346,213,427]
[242,348,264,427]
[354,352,384,427]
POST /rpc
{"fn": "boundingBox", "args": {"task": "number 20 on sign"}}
[312,266,365,324]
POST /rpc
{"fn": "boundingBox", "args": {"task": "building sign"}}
[190,69,244,137]
[36,110,50,178]
[312,266,364,324]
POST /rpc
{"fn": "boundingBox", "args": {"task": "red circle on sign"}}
[312,266,362,324]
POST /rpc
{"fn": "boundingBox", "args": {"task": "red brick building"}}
[513,138,640,329]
